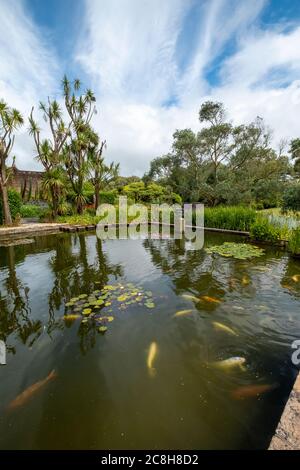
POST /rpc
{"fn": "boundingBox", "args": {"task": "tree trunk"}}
[95,180,100,210]
[0,183,12,225]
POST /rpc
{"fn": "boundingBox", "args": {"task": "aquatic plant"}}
[250,217,284,242]
[202,206,256,231]
[206,242,264,260]
[64,282,155,333]
[289,227,300,257]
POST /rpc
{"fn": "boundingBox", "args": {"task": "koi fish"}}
[212,357,246,371]
[147,342,158,377]
[213,322,238,336]
[232,383,278,399]
[182,294,200,303]
[292,274,300,283]
[7,370,57,412]
[174,309,193,318]
[200,296,221,304]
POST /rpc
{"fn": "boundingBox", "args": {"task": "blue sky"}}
[1,0,300,175]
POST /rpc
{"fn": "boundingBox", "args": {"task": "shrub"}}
[0,189,22,224]
[282,185,300,213]
[289,227,300,256]
[99,191,117,205]
[20,204,46,218]
[203,206,256,231]
[250,217,282,243]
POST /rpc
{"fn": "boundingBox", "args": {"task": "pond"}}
[0,231,299,450]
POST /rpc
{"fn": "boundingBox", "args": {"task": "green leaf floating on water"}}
[98,326,108,333]
[206,242,264,260]
[145,302,155,309]
[65,283,155,333]
[82,308,92,316]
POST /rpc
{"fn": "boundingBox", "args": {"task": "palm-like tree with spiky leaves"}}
[62,76,98,214]
[88,140,119,210]
[0,100,24,225]
[29,99,70,218]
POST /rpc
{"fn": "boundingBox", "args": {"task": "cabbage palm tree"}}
[88,141,119,209]
[0,100,24,225]
[62,76,98,214]
[29,99,70,218]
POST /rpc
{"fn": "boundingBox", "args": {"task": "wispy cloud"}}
[0,0,59,169]
[1,0,300,175]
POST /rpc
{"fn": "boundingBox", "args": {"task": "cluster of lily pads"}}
[206,242,265,260]
[64,283,155,333]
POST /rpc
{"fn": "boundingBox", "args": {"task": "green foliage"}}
[0,189,22,224]
[289,138,300,174]
[206,242,264,259]
[20,204,47,218]
[203,206,256,231]
[122,181,181,205]
[250,217,283,243]
[288,227,300,256]
[145,101,291,205]
[282,185,300,212]
[99,191,117,205]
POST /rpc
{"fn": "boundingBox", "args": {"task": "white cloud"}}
[0,0,58,170]
[1,0,300,176]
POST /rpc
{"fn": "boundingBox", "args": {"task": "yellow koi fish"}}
[174,309,193,318]
[292,274,300,283]
[147,342,158,377]
[232,383,278,399]
[213,322,238,336]
[182,294,200,303]
[212,357,246,371]
[200,295,221,304]
[7,370,57,412]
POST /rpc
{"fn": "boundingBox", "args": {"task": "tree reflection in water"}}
[0,233,123,357]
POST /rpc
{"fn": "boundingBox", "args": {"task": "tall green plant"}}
[62,77,98,214]
[29,99,70,218]
[0,100,23,225]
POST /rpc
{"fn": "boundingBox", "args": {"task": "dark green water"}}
[0,231,299,450]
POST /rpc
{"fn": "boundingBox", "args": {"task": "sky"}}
[1,0,300,176]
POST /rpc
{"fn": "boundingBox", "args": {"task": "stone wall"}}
[9,166,44,200]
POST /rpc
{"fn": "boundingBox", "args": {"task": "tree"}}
[62,76,98,214]
[0,101,23,225]
[29,99,70,218]
[289,138,300,175]
[88,140,119,209]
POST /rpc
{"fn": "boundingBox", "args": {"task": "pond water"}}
[0,231,299,450]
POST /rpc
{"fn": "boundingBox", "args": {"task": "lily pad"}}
[98,326,108,333]
[145,302,155,309]
[82,308,92,316]
[206,242,264,260]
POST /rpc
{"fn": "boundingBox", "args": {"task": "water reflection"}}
[0,245,41,354]
[0,231,300,449]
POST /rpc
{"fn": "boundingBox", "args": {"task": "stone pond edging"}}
[269,373,300,450]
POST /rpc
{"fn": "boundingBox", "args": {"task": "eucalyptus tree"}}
[0,100,23,225]
[289,138,300,176]
[88,140,120,209]
[62,76,98,214]
[29,99,70,218]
